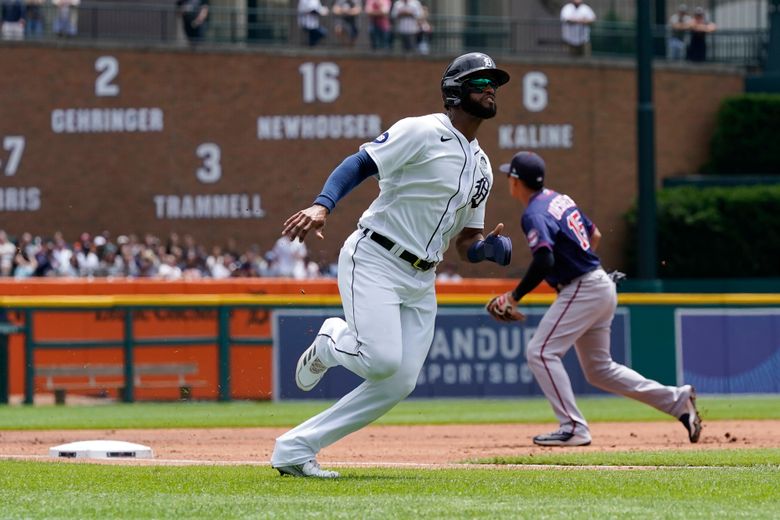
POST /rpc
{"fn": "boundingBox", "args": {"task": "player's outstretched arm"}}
[283,204,329,242]
[283,150,378,242]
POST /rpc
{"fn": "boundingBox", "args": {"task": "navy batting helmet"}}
[441,52,510,108]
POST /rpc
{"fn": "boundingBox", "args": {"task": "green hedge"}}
[705,94,780,175]
[624,185,780,278]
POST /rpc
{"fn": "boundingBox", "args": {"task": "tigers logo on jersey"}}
[471,175,490,208]
[373,132,389,144]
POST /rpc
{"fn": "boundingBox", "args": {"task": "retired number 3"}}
[567,210,590,250]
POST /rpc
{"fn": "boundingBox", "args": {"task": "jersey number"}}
[566,210,590,251]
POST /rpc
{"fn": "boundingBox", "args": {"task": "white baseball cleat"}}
[274,459,340,478]
[533,427,592,447]
[295,334,330,392]
[679,384,702,443]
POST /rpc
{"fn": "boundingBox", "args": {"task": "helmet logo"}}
[482,56,494,68]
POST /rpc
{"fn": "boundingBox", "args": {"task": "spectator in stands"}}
[157,254,183,280]
[75,237,100,277]
[98,243,125,278]
[52,0,79,38]
[118,243,140,277]
[175,0,209,45]
[686,7,716,63]
[560,0,596,57]
[297,0,328,47]
[34,239,57,277]
[61,252,80,277]
[24,0,42,37]
[0,230,16,277]
[391,0,423,53]
[12,234,37,279]
[332,0,360,47]
[211,251,239,279]
[236,245,267,278]
[51,233,73,276]
[416,3,432,54]
[1,0,26,41]
[269,235,310,278]
[0,230,335,280]
[137,249,159,277]
[365,0,391,50]
[667,4,692,60]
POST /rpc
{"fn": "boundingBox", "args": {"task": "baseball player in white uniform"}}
[271,52,513,477]
[486,151,702,447]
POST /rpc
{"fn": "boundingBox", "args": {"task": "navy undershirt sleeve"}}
[511,247,554,301]
[313,149,378,212]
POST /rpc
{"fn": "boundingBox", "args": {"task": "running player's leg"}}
[271,268,435,466]
[316,230,405,380]
[526,284,595,434]
[574,277,690,417]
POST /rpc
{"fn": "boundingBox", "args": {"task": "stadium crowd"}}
[0,229,335,280]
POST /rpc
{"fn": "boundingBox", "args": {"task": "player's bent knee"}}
[365,353,402,380]
[525,344,543,365]
[582,365,614,387]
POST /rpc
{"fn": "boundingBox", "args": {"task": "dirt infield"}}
[2,421,778,465]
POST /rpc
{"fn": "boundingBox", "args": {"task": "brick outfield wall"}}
[0,45,743,277]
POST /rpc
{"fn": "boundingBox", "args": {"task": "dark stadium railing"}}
[16,2,769,68]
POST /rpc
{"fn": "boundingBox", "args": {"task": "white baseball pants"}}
[526,268,691,435]
[272,229,437,466]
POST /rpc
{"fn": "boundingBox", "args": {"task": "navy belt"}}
[361,228,435,271]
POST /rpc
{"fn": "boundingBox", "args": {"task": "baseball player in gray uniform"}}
[486,151,702,447]
[271,52,513,477]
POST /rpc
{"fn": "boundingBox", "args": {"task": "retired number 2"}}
[566,210,590,250]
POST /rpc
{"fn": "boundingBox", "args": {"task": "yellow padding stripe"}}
[0,293,778,308]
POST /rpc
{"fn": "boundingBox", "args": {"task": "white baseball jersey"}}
[359,113,493,264]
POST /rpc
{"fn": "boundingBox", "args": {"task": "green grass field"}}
[1,396,779,519]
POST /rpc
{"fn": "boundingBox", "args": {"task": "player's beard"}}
[460,94,497,119]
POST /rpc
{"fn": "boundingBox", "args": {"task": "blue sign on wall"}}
[273,307,630,400]
[677,309,780,393]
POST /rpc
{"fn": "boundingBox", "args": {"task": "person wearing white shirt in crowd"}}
[0,230,17,277]
[560,0,596,57]
[297,0,328,46]
[390,0,423,53]
[76,241,100,277]
[157,254,183,280]
[52,235,74,276]
[270,235,308,278]
[667,4,692,60]
[1,0,26,41]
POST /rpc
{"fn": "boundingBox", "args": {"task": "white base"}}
[49,440,154,459]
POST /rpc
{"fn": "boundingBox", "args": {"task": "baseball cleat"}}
[295,336,329,392]
[679,385,702,443]
[533,428,592,447]
[274,459,340,478]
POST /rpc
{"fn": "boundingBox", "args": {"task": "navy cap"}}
[499,151,545,190]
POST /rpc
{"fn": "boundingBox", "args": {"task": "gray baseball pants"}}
[271,230,436,466]
[526,268,691,436]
